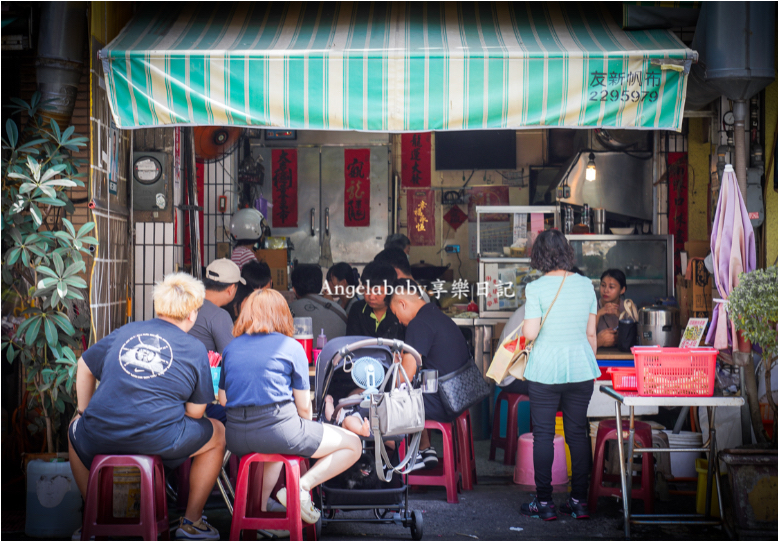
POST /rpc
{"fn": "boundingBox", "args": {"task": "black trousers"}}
[527,380,593,501]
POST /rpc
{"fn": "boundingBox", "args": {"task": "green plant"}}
[728,265,778,443]
[1,93,95,453]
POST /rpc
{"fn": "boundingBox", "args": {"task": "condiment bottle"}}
[316,329,327,349]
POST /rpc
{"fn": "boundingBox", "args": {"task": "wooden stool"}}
[489,391,529,466]
[455,410,477,490]
[230,453,316,541]
[81,455,169,541]
[589,419,655,514]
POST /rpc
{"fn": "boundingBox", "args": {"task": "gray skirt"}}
[226,401,324,458]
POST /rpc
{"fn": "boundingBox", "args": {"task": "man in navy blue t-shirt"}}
[67,273,225,540]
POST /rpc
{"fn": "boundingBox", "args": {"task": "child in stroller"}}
[324,389,371,437]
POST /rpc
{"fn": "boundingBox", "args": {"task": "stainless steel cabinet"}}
[566,234,674,308]
[256,146,390,265]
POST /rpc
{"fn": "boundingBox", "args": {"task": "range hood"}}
[554,151,653,221]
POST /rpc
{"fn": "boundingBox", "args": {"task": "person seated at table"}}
[385,232,411,256]
[225,260,273,321]
[288,264,348,341]
[596,269,632,348]
[390,279,471,470]
[323,262,361,314]
[346,261,405,341]
[219,289,361,524]
[374,248,431,303]
[68,272,225,540]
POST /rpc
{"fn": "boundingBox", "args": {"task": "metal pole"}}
[615,401,630,538]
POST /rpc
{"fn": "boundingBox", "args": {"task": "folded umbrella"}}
[706,165,756,349]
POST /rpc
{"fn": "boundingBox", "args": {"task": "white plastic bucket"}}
[662,430,703,478]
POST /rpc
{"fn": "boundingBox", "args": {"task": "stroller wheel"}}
[410,510,423,540]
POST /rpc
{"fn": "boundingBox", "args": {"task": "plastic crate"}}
[631,347,717,397]
[607,367,638,391]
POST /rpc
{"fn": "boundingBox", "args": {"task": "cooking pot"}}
[638,304,680,346]
[410,261,450,282]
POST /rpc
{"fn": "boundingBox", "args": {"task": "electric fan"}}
[350,356,386,397]
[194,126,243,163]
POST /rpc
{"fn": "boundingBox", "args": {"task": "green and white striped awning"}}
[101,2,696,132]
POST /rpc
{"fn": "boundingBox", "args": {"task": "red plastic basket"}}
[607,367,638,391]
[631,347,717,397]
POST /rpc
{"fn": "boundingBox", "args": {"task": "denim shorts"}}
[225,401,324,458]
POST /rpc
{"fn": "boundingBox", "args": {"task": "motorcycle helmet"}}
[230,208,265,241]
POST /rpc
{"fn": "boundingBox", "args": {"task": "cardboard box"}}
[254,249,288,291]
[677,259,713,327]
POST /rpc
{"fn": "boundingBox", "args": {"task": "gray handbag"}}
[437,357,490,417]
[369,357,425,482]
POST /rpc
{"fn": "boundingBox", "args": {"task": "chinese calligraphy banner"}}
[401,133,431,188]
[667,152,688,276]
[102,3,694,132]
[407,190,435,246]
[344,149,370,227]
[271,149,298,228]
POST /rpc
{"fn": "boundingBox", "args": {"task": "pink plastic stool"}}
[230,454,317,541]
[513,433,569,486]
[81,455,169,541]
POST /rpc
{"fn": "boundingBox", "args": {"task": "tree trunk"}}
[44,415,54,454]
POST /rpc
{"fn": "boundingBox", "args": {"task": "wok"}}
[410,261,450,282]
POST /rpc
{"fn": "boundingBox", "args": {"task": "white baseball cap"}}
[205,259,246,285]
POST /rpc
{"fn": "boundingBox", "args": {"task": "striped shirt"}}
[523,273,600,385]
[231,246,257,270]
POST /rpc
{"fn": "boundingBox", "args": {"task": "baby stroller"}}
[313,336,425,540]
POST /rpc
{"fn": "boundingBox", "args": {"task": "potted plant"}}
[727,265,778,444]
[2,92,95,454]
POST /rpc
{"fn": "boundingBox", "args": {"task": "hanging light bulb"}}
[585,152,597,182]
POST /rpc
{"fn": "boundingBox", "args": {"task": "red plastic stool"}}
[455,410,477,490]
[489,391,529,466]
[405,420,459,504]
[589,419,655,514]
[230,453,317,541]
[81,455,169,541]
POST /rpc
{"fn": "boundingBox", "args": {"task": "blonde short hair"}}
[233,288,294,337]
[153,272,205,321]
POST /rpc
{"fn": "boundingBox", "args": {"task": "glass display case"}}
[566,235,674,308]
[476,205,559,318]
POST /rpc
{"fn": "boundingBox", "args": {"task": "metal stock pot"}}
[638,305,680,346]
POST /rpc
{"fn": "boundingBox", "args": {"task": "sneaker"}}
[176,516,220,540]
[407,452,427,472]
[420,447,439,468]
[560,497,590,519]
[276,487,321,525]
[520,497,557,521]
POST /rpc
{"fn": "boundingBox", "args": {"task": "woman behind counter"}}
[596,269,631,348]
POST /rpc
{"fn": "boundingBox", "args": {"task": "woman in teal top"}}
[520,229,599,522]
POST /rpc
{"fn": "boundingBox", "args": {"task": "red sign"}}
[667,152,688,276]
[344,149,371,227]
[443,204,467,231]
[407,189,435,246]
[401,133,431,187]
[748,211,760,220]
[271,149,298,228]
[467,186,510,222]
